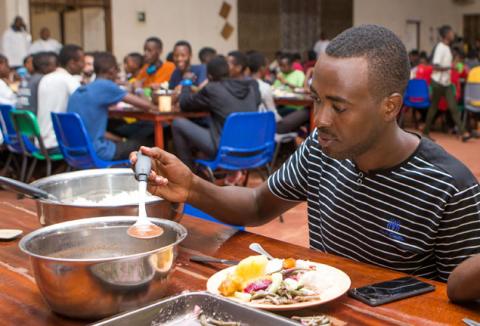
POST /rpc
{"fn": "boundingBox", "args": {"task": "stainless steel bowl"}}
[19,216,188,319]
[30,169,183,225]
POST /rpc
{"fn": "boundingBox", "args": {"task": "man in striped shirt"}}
[131,25,480,282]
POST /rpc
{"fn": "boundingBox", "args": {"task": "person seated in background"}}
[274,53,306,116]
[169,40,207,90]
[273,53,306,91]
[0,55,16,105]
[408,49,420,68]
[173,55,260,169]
[16,51,58,115]
[136,37,175,89]
[303,50,317,72]
[247,51,310,135]
[82,52,96,84]
[227,50,248,79]
[412,51,433,82]
[123,52,144,83]
[23,54,34,77]
[67,52,156,161]
[465,49,480,69]
[29,27,62,54]
[269,50,283,76]
[292,52,304,71]
[198,46,217,65]
[448,254,480,302]
[37,44,84,155]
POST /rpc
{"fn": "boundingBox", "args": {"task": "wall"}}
[353,0,468,52]
[111,0,238,63]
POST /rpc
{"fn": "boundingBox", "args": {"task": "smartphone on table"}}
[348,276,435,306]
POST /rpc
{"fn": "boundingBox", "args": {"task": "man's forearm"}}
[447,255,480,302]
[186,175,293,226]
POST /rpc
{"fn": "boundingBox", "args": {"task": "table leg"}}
[154,121,164,149]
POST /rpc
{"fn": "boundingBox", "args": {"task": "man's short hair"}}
[32,51,57,71]
[325,24,410,101]
[247,51,266,73]
[207,55,229,81]
[125,52,143,67]
[93,52,117,75]
[228,50,248,71]
[0,54,7,64]
[174,40,192,54]
[58,44,83,67]
[198,47,216,63]
[145,37,163,50]
[439,25,452,39]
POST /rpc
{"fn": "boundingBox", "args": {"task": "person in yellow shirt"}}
[136,37,175,88]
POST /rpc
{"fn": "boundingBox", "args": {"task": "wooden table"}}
[109,108,209,149]
[1,190,479,325]
[274,96,315,130]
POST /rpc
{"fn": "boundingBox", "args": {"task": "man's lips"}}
[317,132,337,147]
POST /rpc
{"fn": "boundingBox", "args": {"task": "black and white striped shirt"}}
[268,129,480,281]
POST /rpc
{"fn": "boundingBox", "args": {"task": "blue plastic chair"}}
[0,105,27,178]
[399,79,431,127]
[184,203,245,230]
[51,112,129,169]
[195,112,276,184]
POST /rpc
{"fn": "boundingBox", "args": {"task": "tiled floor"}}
[246,131,480,248]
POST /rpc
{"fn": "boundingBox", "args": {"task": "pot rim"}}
[18,216,188,263]
[30,168,165,207]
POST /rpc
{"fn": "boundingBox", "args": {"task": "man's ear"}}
[382,93,403,122]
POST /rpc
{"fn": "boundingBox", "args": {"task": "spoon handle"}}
[249,242,275,260]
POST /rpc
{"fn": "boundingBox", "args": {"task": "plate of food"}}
[206,255,351,311]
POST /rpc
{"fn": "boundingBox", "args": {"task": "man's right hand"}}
[130,147,194,203]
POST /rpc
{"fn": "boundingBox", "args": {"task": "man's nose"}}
[314,104,333,129]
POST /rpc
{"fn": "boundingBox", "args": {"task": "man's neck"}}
[353,127,420,173]
[442,39,450,46]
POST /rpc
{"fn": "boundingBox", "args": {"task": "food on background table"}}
[218,255,327,305]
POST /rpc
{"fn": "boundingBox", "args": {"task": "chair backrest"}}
[0,104,23,153]
[404,79,430,102]
[464,82,480,108]
[9,110,45,155]
[467,66,480,83]
[215,112,276,169]
[51,112,103,169]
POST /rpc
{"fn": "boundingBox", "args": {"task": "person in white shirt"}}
[37,44,84,153]
[313,32,330,58]
[29,27,62,54]
[1,16,31,68]
[0,55,16,106]
[423,25,471,141]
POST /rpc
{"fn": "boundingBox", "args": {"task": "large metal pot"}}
[19,216,187,319]
[29,169,183,225]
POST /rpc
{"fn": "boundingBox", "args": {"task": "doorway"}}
[29,0,112,52]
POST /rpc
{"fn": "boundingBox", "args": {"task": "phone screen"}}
[349,277,435,306]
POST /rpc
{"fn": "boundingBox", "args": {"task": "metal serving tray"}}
[92,291,298,325]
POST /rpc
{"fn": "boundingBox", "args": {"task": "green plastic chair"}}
[10,110,63,182]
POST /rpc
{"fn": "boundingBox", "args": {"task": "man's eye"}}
[333,105,346,113]
[312,95,321,103]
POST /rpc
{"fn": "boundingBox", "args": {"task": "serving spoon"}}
[127,152,164,239]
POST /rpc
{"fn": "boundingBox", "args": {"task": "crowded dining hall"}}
[0,0,480,325]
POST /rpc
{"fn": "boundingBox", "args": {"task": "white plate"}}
[206,261,351,311]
